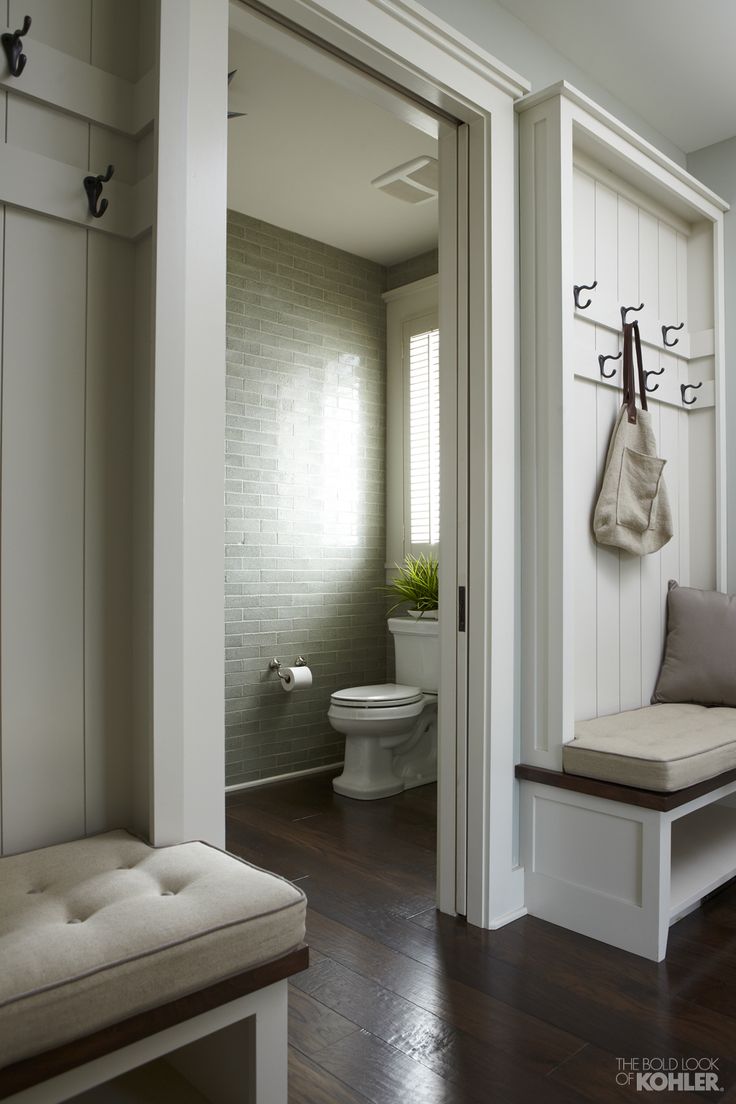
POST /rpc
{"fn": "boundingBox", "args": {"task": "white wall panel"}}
[570,166,717,721]
[91,0,141,81]
[617,196,642,712]
[131,233,153,840]
[0,204,4,853]
[0,0,152,854]
[84,233,135,835]
[9,0,92,62]
[1,210,86,854]
[6,97,88,166]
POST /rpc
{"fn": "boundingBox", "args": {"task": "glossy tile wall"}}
[225,211,389,786]
[385,248,438,290]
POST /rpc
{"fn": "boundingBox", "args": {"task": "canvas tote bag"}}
[593,320,673,555]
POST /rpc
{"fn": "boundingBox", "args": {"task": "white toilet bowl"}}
[329,683,438,800]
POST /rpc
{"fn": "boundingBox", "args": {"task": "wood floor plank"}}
[227,816,436,920]
[289,986,360,1057]
[305,910,585,1075]
[309,1028,482,1104]
[288,1047,373,1104]
[224,776,736,1104]
[292,955,590,1103]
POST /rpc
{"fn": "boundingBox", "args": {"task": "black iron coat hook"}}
[83,164,115,218]
[662,322,684,347]
[574,281,597,310]
[621,303,644,327]
[644,367,665,393]
[2,15,31,78]
[681,382,702,406]
[598,351,621,379]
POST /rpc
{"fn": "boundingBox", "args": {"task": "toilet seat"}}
[330,683,423,709]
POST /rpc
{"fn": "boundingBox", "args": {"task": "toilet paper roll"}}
[280,665,312,692]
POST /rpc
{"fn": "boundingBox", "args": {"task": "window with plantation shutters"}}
[384,281,439,570]
[404,315,440,553]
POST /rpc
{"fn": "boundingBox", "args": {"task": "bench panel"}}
[0,945,308,1099]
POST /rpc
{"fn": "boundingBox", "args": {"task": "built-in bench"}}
[516,705,736,961]
[0,830,308,1103]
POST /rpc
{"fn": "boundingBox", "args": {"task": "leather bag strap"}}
[622,320,647,423]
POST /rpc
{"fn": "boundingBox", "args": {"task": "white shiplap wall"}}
[0,0,154,854]
[571,164,715,722]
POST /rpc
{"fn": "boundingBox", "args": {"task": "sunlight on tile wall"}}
[224,211,389,786]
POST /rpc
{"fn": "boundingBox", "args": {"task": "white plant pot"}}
[407,608,438,620]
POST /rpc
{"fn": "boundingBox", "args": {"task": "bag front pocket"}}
[616,447,666,533]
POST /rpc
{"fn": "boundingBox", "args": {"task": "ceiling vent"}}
[371,156,438,204]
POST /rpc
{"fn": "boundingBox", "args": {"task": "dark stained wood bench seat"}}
[515,763,736,811]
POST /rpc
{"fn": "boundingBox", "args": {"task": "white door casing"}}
[224,0,529,926]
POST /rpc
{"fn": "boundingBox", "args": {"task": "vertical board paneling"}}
[573,169,595,282]
[573,381,598,720]
[640,399,666,697]
[91,0,141,81]
[1,211,86,854]
[640,399,664,699]
[617,197,642,711]
[657,224,679,637]
[0,204,4,854]
[131,233,153,839]
[84,233,134,834]
[9,0,92,62]
[595,386,621,716]
[6,99,88,167]
[572,169,598,721]
[573,168,717,718]
[638,209,662,703]
[659,404,681,595]
[676,233,691,586]
[593,181,620,716]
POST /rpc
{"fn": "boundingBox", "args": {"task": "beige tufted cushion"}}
[0,830,306,1069]
[563,703,736,791]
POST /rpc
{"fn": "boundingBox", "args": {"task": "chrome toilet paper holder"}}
[269,656,307,681]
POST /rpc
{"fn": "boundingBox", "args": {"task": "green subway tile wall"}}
[225,211,390,785]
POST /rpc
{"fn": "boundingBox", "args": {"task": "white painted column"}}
[152,0,228,846]
[465,99,526,929]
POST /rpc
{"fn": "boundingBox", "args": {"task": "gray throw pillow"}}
[652,580,736,707]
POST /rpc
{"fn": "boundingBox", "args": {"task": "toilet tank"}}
[388,617,439,692]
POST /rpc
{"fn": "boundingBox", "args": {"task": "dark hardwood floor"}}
[226,770,736,1103]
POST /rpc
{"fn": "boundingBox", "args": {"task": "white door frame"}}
[157,0,529,927]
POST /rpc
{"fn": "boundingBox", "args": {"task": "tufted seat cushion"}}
[0,830,306,1069]
[563,703,736,791]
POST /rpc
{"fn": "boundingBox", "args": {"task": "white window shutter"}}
[408,328,440,547]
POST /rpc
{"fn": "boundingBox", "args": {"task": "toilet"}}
[328,616,438,800]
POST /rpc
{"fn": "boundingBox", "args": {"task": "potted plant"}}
[384,554,439,619]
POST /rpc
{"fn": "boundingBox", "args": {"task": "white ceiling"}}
[497,0,736,154]
[227,32,438,267]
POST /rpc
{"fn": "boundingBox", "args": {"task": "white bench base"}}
[519,774,736,961]
[6,980,288,1104]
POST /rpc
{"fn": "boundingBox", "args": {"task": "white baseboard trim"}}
[226,762,344,793]
[487,905,528,930]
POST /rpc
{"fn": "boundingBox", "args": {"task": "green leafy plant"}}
[383,554,439,616]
